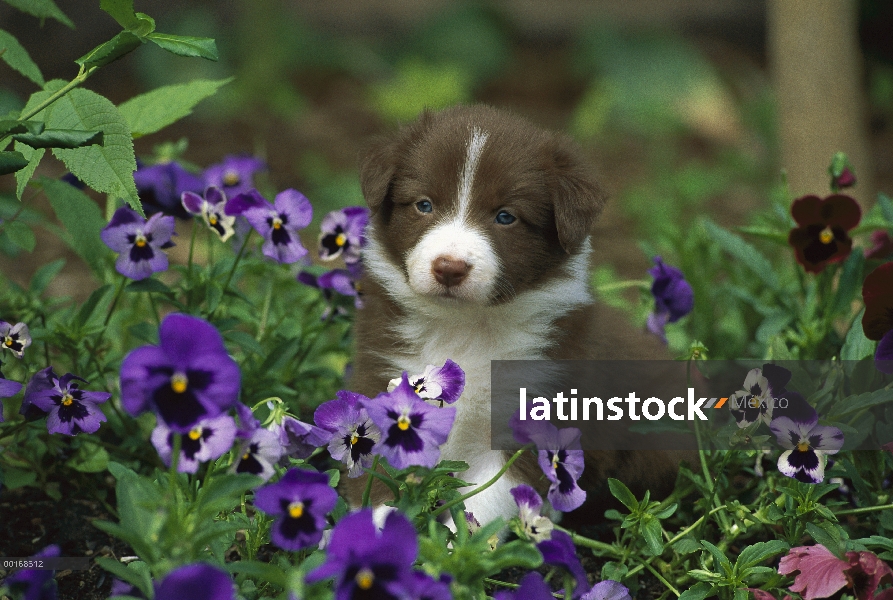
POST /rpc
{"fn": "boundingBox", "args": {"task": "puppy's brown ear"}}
[548,135,607,254]
[359,137,398,216]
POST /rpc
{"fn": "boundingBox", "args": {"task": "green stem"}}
[104,276,127,328]
[432,446,531,518]
[209,230,253,319]
[147,291,161,326]
[595,280,650,293]
[186,218,199,309]
[554,525,619,555]
[834,502,893,516]
[642,560,680,597]
[361,455,381,507]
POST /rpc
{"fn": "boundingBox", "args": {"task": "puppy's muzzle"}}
[432,256,471,288]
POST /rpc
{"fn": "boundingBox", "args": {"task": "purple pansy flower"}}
[134,160,204,220]
[101,207,176,281]
[232,426,283,482]
[154,563,235,600]
[0,321,31,359]
[268,414,330,462]
[647,256,694,342]
[24,367,109,435]
[362,373,456,469]
[306,509,418,600]
[4,544,59,600]
[538,529,589,599]
[318,206,369,264]
[0,371,23,424]
[512,418,586,512]
[151,413,237,473]
[203,155,266,198]
[494,572,554,600]
[582,581,633,600]
[770,414,844,484]
[253,468,338,550]
[387,359,465,405]
[510,484,553,542]
[226,189,312,264]
[299,262,365,312]
[406,572,453,600]
[314,390,381,477]
[728,364,815,427]
[182,186,237,242]
[120,313,241,433]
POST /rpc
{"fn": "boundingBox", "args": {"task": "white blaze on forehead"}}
[456,127,489,222]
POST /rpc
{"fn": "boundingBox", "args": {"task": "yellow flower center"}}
[61,393,74,407]
[4,337,12,347]
[170,372,188,394]
[397,414,411,431]
[796,442,810,452]
[350,431,360,445]
[188,427,202,441]
[135,233,147,248]
[273,218,283,230]
[335,232,347,247]
[288,501,304,519]
[819,227,834,244]
[355,568,374,590]
[242,451,250,460]
[223,170,240,186]
[552,453,560,469]
[209,215,218,225]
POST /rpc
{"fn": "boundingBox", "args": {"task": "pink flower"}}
[779,545,893,600]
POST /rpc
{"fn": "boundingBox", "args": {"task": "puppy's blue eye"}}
[495,210,516,225]
[416,200,433,213]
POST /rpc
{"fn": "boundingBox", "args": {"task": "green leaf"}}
[735,225,790,244]
[0,119,44,136]
[879,193,893,225]
[13,142,45,199]
[24,83,140,211]
[735,540,790,570]
[840,308,876,361]
[146,33,218,61]
[13,129,103,149]
[1,0,73,28]
[226,560,289,587]
[0,149,28,174]
[806,522,845,557]
[831,249,865,316]
[75,284,112,327]
[125,278,173,295]
[607,478,638,511]
[30,258,65,295]
[702,218,780,291]
[94,558,152,599]
[39,176,109,276]
[196,473,261,519]
[700,539,732,572]
[1,467,36,489]
[118,78,232,138]
[673,537,703,555]
[0,29,45,85]
[224,330,264,356]
[642,516,665,555]
[678,582,713,600]
[826,388,893,419]
[66,439,109,472]
[4,220,35,252]
[75,31,143,70]
[98,0,139,30]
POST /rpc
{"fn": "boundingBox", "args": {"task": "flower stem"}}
[431,446,531,518]
[553,525,619,555]
[833,502,893,516]
[209,230,253,319]
[362,455,381,507]
[642,560,680,597]
[104,276,128,328]
[186,219,199,309]
[595,280,650,293]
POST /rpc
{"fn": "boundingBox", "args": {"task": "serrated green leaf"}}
[75,30,143,70]
[642,516,665,555]
[673,537,703,555]
[0,149,28,174]
[99,0,139,30]
[4,220,35,252]
[39,176,109,276]
[702,218,780,291]
[13,142,44,199]
[146,33,218,60]
[23,83,140,211]
[735,540,790,570]
[13,128,103,149]
[0,29,45,85]
[607,478,638,511]
[806,523,845,557]
[0,119,44,136]
[118,78,232,138]
[700,539,732,571]
[1,0,73,28]
[679,581,713,600]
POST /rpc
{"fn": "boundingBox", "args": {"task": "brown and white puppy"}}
[350,104,685,525]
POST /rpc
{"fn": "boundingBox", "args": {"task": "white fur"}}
[456,127,489,221]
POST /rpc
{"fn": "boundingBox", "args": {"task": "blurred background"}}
[1,0,892,352]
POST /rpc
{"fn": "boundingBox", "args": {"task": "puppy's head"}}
[360,105,606,305]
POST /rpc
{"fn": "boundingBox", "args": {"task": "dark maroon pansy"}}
[788,194,861,273]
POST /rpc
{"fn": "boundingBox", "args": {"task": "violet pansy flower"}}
[134,160,203,220]
[182,186,236,242]
[582,581,633,600]
[226,188,312,264]
[0,321,31,359]
[151,413,237,474]
[512,418,586,512]
[253,468,338,551]
[770,414,844,484]
[203,155,266,198]
[306,509,418,600]
[24,367,109,436]
[232,426,283,482]
[494,572,554,600]
[101,207,175,281]
[318,206,369,264]
[314,390,380,477]
[510,484,553,542]
[362,372,456,470]
[647,256,693,342]
[538,530,589,598]
[268,414,330,462]
[387,359,465,405]
[120,313,241,433]
[4,544,60,600]
[154,563,236,600]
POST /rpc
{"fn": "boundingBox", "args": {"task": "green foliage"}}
[118,78,232,138]
[39,176,110,276]
[370,58,473,122]
[1,0,73,28]
[0,28,45,86]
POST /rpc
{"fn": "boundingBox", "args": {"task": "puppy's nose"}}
[432,256,471,287]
